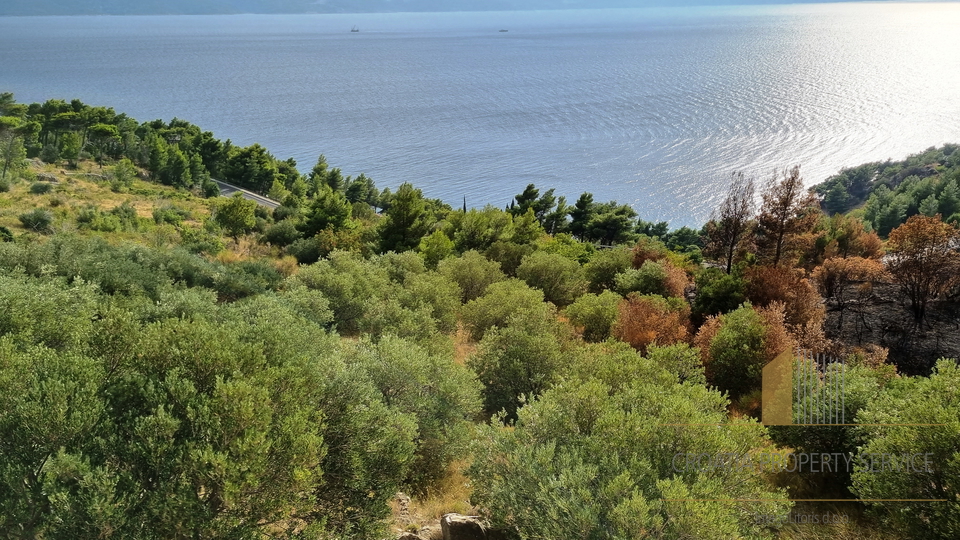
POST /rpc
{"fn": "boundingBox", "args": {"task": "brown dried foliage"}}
[662,259,691,299]
[631,235,671,269]
[755,302,798,366]
[693,314,722,364]
[812,256,889,306]
[886,214,960,321]
[744,265,826,351]
[612,294,690,355]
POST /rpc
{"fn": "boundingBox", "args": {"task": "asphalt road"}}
[213,179,281,209]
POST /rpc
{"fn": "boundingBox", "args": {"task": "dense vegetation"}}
[813,144,960,235]
[1,93,958,539]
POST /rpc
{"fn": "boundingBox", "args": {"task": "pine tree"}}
[754,166,820,266]
[569,192,596,241]
[937,178,959,218]
[379,183,429,253]
[919,193,939,217]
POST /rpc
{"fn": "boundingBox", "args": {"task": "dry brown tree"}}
[755,166,822,267]
[885,214,960,322]
[612,293,690,355]
[704,171,755,274]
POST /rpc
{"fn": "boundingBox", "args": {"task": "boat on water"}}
[499,29,508,32]
[351,26,359,32]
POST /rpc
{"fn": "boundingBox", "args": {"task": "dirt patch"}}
[453,324,476,366]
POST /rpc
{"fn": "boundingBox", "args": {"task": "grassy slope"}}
[0,159,212,241]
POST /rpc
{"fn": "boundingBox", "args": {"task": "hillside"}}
[811,144,960,235]
[1,93,958,539]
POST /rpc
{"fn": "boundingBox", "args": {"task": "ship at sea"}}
[351,26,359,32]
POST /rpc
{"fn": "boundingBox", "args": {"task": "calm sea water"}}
[2,4,959,226]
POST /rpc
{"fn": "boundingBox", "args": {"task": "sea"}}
[1,3,959,227]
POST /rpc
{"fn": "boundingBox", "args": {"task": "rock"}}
[398,533,424,540]
[440,514,486,540]
[36,172,58,182]
[395,492,411,522]
[419,525,443,540]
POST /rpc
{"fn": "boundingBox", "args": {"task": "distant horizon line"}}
[1,1,935,18]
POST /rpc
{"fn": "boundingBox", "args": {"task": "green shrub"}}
[537,232,596,263]
[261,219,302,247]
[286,236,323,264]
[291,251,392,334]
[768,362,893,495]
[376,250,427,284]
[144,246,219,290]
[137,285,220,322]
[484,240,535,276]
[565,290,621,342]
[179,225,224,255]
[76,206,120,232]
[152,204,191,226]
[29,182,52,195]
[418,229,455,270]
[460,279,546,341]
[448,205,516,252]
[438,250,506,303]
[692,267,747,325]
[614,260,671,297]
[0,273,98,350]
[18,208,54,234]
[91,213,122,232]
[275,286,335,327]
[39,143,60,164]
[358,296,441,346]
[0,289,416,538]
[583,245,633,292]
[110,158,136,192]
[645,343,706,385]
[0,226,12,242]
[63,243,172,298]
[400,272,462,333]
[213,260,283,301]
[348,335,482,488]
[469,347,790,539]
[851,359,960,538]
[516,251,587,307]
[273,203,301,222]
[201,178,220,198]
[702,305,767,400]
[105,202,141,230]
[468,308,567,420]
